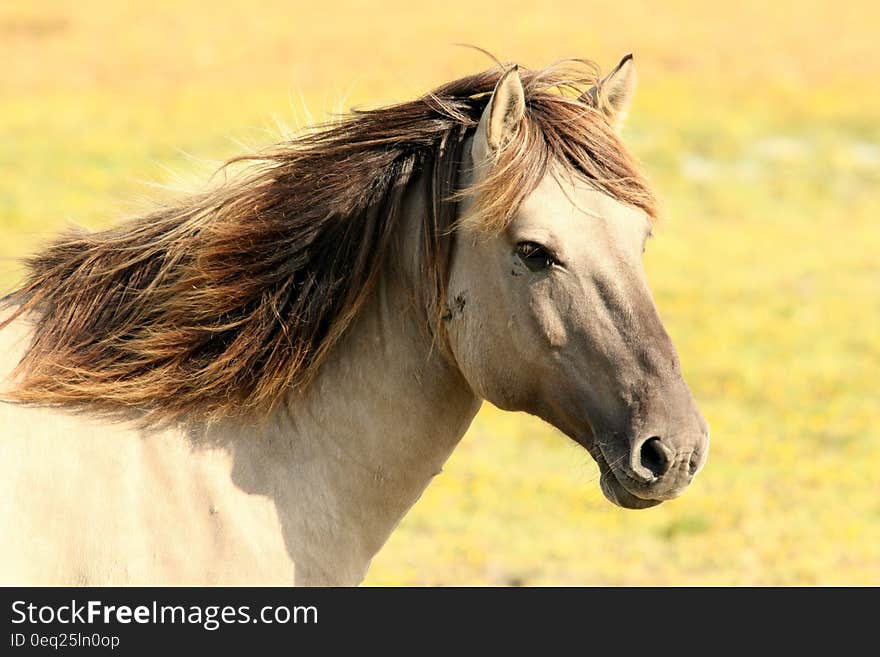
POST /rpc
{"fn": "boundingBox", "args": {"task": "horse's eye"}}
[515,241,556,272]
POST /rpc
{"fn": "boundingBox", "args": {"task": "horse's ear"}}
[582,53,637,131]
[472,65,526,166]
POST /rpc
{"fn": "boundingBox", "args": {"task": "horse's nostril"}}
[688,452,699,475]
[639,437,671,478]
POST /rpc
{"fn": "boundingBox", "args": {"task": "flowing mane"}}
[0,60,658,426]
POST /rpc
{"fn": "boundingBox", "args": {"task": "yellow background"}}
[2,1,878,584]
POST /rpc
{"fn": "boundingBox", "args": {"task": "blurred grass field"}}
[2,1,878,585]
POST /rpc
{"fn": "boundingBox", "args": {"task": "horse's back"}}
[0,313,295,585]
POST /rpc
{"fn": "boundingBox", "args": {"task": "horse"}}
[0,55,709,586]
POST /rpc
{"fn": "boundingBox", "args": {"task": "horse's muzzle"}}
[591,428,709,509]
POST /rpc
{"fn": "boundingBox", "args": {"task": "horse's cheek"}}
[529,292,569,352]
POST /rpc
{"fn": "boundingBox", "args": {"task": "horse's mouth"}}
[588,443,663,510]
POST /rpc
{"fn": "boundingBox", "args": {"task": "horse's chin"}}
[599,469,663,510]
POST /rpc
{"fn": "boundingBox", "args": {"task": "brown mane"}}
[0,60,658,426]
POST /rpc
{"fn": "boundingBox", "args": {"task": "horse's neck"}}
[209,190,481,585]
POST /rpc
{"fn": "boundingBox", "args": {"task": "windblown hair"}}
[1,59,658,426]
